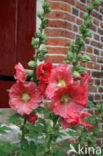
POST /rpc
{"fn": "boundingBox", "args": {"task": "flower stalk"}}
[65,0,101,78]
[28,0,51,83]
[20,115,27,148]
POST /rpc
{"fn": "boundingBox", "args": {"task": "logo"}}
[67,144,101,155]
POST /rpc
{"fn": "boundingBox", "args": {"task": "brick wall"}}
[45,0,103,104]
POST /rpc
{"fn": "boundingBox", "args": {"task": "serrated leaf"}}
[7,113,22,125]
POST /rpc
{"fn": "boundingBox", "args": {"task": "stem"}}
[44,116,60,156]
[20,116,27,148]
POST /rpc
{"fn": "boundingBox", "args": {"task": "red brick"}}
[95,80,100,85]
[72,8,79,16]
[94,64,100,70]
[77,18,83,25]
[94,6,99,11]
[97,58,103,64]
[47,0,75,5]
[92,72,101,78]
[91,55,96,62]
[88,86,97,92]
[46,56,64,63]
[45,29,75,39]
[49,2,72,13]
[86,46,92,53]
[47,20,72,29]
[46,47,67,55]
[93,19,99,26]
[94,34,99,40]
[100,8,103,14]
[91,41,102,49]
[101,23,103,28]
[98,28,103,35]
[76,2,87,12]
[73,25,78,32]
[95,94,101,100]
[46,38,72,46]
[99,88,103,93]
[87,62,93,69]
[46,12,75,23]
[94,49,99,55]
[92,11,102,20]
[88,79,94,85]
[89,25,96,32]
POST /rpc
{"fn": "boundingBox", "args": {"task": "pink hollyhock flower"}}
[37,63,54,83]
[27,113,38,125]
[14,63,26,83]
[38,81,48,98]
[50,73,91,118]
[61,111,92,129]
[45,64,73,99]
[9,82,42,115]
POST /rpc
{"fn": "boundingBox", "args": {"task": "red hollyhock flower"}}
[50,73,91,119]
[37,63,54,83]
[45,64,73,99]
[27,113,38,125]
[14,63,26,83]
[9,82,42,115]
[61,111,92,129]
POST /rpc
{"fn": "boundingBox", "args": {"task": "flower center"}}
[57,80,66,87]
[61,94,70,103]
[22,93,30,102]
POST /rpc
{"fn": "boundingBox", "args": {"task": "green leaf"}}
[0,141,17,155]
[87,102,94,108]
[0,112,3,115]
[0,126,11,134]
[7,113,22,125]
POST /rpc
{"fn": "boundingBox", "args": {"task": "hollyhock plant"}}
[37,62,54,83]
[14,63,26,83]
[27,113,38,125]
[45,64,73,99]
[9,82,42,115]
[61,111,92,129]
[3,1,102,155]
[50,73,91,119]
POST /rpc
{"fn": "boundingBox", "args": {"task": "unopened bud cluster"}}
[65,0,101,79]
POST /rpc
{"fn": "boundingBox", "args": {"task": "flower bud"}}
[94,0,101,6]
[78,66,85,74]
[35,32,41,38]
[85,20,93,27]
[41,48,48,54]
[67,51,74,60]
[87,4,94,12]
[28,61,35,68]
[77,54,82,60]
[75,38,85,46]
[27,113,38,125]
[83,13,89,20]
[85,30,92,37]
[80,24,87,33]
[31,38,39,49]
[82,54,91,63]
[73,71,80,79]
